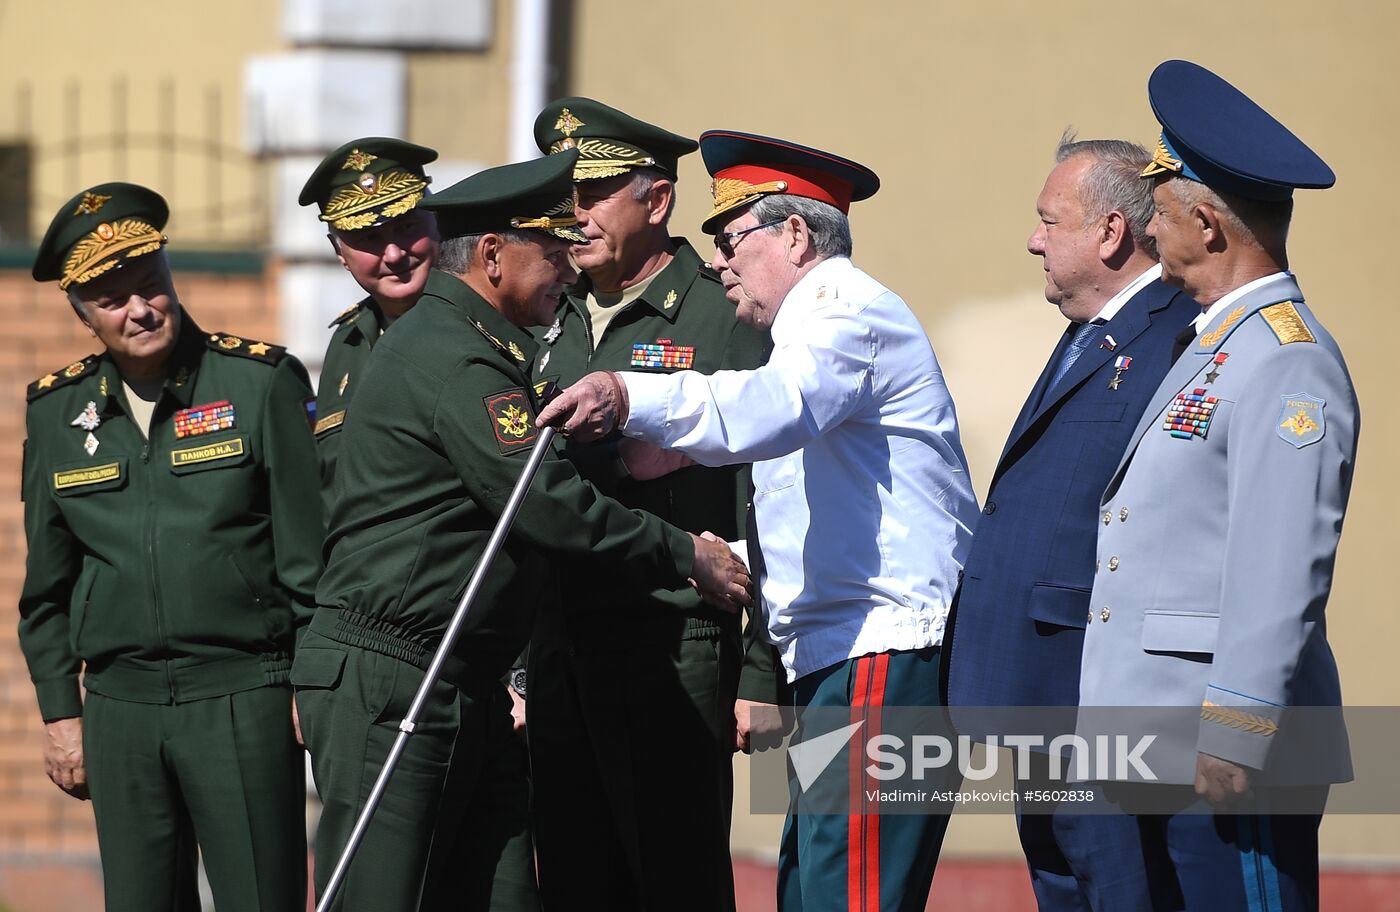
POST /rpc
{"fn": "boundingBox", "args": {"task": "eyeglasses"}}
[713,219,784,258]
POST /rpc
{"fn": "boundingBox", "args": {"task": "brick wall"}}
[0,265,279,912]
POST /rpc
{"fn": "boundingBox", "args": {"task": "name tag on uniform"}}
[171,438,245,467]
[314,410,346,436]
[53,462,121,490]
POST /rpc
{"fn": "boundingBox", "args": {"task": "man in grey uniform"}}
[1076,60,1359,911]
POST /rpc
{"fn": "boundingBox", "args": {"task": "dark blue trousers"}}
[777,647,952,912]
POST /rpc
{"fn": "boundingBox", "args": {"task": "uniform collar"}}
[1190,272,1301,354]
[94,312,204,415]
[347,296,386,344]
[565,237,707,326]
[422,269,540,369]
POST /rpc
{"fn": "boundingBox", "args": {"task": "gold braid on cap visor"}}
[550,138,656,180]
[1140,137,1185,178]
[320,169,428,230]
[60,219,166,290]
[704,177,790,225]
[510,197,587,241]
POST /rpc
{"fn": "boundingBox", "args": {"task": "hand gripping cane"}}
[314,424,557,912]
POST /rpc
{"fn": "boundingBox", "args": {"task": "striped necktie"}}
[1049,320,1101,391]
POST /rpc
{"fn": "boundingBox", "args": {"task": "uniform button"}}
[983,501,997,515]
[1119,507,1130,522]
[1100,607,1111,622]
[1087,609,1094,624]
[1108,556,1120,571]
[1096,559,1101,573]
[1103,511,1112,526]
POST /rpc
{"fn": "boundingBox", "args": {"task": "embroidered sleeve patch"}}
[1277,394,1325,448]
[173,400,237,439]
[484,388,539,455]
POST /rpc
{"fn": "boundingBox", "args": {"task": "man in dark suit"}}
[943,136,1197,911]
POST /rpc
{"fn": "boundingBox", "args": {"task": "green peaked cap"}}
[533,96,697,181]
[299,137,437,231]
[418,149,585,243]
[33,182,169,289]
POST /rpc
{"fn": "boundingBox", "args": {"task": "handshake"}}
[537,371,754,613]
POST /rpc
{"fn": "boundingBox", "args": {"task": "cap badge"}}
[96,223,115,240]
[74,192,112,216]
[555,108,585,138]
[342,149,378,171]
[1142,136,1185,177]
[358,172,378,194]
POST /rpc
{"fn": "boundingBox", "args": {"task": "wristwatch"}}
[509,668,527,698]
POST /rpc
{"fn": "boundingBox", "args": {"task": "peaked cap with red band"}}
[698,130,879,233]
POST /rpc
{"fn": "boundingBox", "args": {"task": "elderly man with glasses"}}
[539,130,981,912]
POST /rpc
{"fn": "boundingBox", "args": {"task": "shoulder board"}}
[205,332,288,364]
[328,302,362,328]
[1259,302,1316,345]
[469,320,527,365]
[27,354,100,402]
[697,262,722,284]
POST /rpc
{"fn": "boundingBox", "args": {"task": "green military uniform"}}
[294,151,698,911]
[527,97,782,911]
[312,296,383,510]
[298,137,437,510]
[19,183,322,912]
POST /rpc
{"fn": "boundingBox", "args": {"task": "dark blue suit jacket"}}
[945,278,1197,707]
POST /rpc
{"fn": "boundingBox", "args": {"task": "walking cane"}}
[314,423,558,912]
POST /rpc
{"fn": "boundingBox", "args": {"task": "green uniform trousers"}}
[294,630,537,911]
[83,686,306,912]
[529,626,741,911]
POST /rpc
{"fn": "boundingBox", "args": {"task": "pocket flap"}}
[52,456,129,496]
[290,647,347,689]
[1142,611,1218,655]
[1027,583,1090,629]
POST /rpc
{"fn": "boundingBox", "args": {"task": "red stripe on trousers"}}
[848,654,891,911]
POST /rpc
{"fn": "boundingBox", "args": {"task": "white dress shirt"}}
[1094,263,1163,323]
[622,256,979,682]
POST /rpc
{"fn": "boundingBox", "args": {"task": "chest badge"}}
[339,373,350,396]
[1163,388,1220,440]
[1277,394,1325,448]
[173,400,238,439]
[631,339,695,370]
[1107,356,1132,390]
[70,401,101,432]
[1101,334,1118,352]
[1204,351,1229,385]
